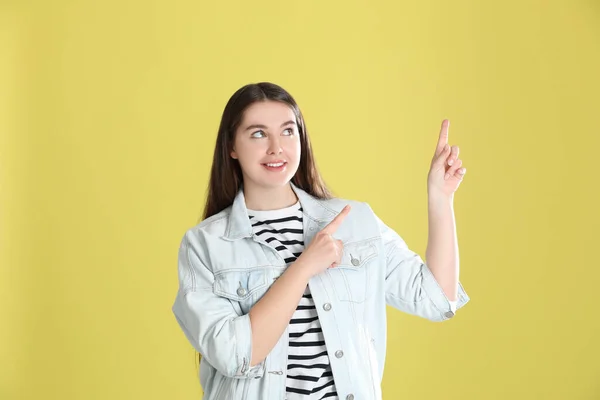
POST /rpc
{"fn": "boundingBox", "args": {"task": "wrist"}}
[427,187,454,204]
[288,259,313,282]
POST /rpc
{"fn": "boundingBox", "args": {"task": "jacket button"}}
[346,395,354,400]
[335,350,344,358]
[351,257,359,266]
[237,287,247,296]
[444,311,455,318]
[323,303,332,311]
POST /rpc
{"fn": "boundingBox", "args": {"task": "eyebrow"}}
[244,120,296,131]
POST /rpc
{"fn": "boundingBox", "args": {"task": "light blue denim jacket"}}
[172,183,470,400]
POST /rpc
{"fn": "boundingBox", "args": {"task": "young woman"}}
[172,82,470,400]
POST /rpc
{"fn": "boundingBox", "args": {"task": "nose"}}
[267,137,282,155]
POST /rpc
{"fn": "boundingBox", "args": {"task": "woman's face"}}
[231,100,301,191]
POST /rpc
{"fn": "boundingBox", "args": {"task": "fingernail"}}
[448,159,453,166]
[444,173,450,180]
[461,168,466,174]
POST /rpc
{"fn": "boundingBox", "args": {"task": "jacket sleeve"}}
[373,210,470,322]
[171,231,265,378]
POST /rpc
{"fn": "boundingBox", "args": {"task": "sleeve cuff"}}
[448,300,457,313]
[421,263,470,320]
[233,313,265,378]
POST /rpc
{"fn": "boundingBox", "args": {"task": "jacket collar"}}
[222,181,335,240]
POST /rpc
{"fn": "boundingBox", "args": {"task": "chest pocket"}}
[213,269,270,314]
[327,239,378,303]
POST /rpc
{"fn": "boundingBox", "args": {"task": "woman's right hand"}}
[295,205,351,278]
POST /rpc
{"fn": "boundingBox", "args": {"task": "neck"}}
[243,182,298,211]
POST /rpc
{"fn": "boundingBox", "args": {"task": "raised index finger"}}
[322,205,351,234]
[435,119,450,156]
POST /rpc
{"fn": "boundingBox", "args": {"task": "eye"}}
[250,130,266,138]
[282,128,294,136]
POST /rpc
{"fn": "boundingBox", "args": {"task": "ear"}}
[230,149,238,159]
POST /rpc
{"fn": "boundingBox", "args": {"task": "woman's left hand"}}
[427,119,467,199]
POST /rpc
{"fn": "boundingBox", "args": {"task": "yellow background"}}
[1,0,599,399]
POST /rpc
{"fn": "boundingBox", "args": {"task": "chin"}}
[260,178,293,189]
[244,165,299,190]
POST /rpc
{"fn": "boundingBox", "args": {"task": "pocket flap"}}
[213,269,268,301]
[339,240,377,268]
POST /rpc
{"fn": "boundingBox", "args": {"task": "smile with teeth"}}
[265,162,285,167]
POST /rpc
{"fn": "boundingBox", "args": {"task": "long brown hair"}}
[200,82,332,222]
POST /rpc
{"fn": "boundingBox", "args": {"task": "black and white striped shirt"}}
[248,201,339,400]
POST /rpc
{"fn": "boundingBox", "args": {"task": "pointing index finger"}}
[435,119,450,156]
[322,205,351,234]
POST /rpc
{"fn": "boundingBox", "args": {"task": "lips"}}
[262,161,287,167]
[262,160,287,171]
